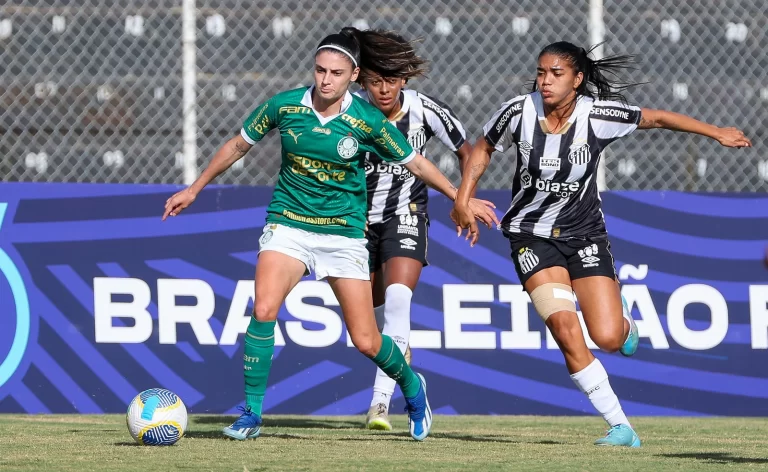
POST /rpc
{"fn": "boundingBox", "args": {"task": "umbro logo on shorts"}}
[400,238,417,250]
[578,243,600,267]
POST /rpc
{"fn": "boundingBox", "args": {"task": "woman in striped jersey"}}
[451,41,751,447]
[344,28,492,430]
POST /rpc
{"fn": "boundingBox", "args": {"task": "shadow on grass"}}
[336,432,540,444]
[660,453,768,465]
[183,430,309,441]
[68,429,120,433]
[192,416,362,430]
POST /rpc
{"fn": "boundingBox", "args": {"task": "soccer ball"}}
[126,388,188,446]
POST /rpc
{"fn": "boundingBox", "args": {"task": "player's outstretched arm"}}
[163,134,253,220]
[404,154,498,231]
[451,136,493,246]
[638,108,752,148]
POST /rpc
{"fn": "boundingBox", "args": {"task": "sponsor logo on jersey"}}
[337,136,359,159]
[368,161,414,180]
[590,106,630,120]
[287,129,302,144]
[312,126,331,135]
[568,143,591,165]
[378,127,407,157]
[407,126,427,150]
[520,168,533,189]
[518,247,539,275]
[534,179,581,198]
[341,114,372,133]
[539,157,561,170]
[495,102,522,133]
[578,243,600,268]
[422,99,455,132]
[279,105,312,114]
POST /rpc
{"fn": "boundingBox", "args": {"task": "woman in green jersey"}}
[163,28,497,442]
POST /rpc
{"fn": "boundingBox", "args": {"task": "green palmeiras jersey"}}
[241,86,415,238]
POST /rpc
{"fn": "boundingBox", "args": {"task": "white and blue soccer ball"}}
[126,388,188,446]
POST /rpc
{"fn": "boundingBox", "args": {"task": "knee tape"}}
[530,283,576,321]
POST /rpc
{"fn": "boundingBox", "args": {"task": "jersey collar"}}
[301,86,353,125]
[359,89,411,122]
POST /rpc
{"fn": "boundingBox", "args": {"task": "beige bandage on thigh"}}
[529,283,577,321]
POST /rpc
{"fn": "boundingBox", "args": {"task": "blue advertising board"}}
[1,183,766,417]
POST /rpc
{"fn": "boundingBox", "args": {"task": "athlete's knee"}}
[252,300,280,322]
[350,330,380,357]
[547,312,584,348]
[588,324,624,353]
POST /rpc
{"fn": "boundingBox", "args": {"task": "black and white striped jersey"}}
[483,92,641,239]
[356,89,467,224]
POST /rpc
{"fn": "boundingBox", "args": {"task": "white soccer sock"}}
[374,304,386,331]
[570,359,630,427]
[370,284,412,409]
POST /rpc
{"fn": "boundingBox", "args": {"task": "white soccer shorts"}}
[257,223,369,280]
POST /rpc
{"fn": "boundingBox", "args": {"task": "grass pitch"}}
[1,415,767,471]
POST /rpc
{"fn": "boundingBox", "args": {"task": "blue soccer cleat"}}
[620,295,639,357]
[595,424,641,448]
[404,373,432,441]
[222,406,262,440]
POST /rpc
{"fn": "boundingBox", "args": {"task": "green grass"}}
[1,415,767,471]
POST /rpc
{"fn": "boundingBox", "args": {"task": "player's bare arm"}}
[638,108,751,147]
[163,135,252,220]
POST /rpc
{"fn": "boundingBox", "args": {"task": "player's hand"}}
[163,188,197,221]
[450,202,480,247]
[468,197,499,229]
[716,127,752,148]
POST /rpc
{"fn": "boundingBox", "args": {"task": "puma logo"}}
[287,129,302,144]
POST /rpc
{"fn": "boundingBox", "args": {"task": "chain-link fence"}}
[1,0,765,190]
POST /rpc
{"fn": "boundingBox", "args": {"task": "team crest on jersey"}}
[407,127,427,151]
[337,136,359,159]
[518,247,539,275]
[568,143,591,165]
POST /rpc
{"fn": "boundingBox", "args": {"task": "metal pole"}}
[181,0,198,185]
[589,0,607,191]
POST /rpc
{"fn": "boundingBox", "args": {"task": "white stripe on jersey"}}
[359,88,467,224]
[370,172,394,224]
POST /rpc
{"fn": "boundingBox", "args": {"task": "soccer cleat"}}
[594,424,641,448]
[403,373,432,441]
[366,403,392,431]
[404,344,412,365]
[620,295,639,357]
[222,406,262,440]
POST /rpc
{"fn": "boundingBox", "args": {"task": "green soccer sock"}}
[371,334,421,398]
[243,318,275,416]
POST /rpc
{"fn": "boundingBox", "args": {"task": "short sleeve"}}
[420,94,467,151]
[589,100,642,142]
[482,96,525,152]
[241,97,279,144]
[370,118,416,164]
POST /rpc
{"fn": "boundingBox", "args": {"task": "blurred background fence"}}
[1,0,765,190]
